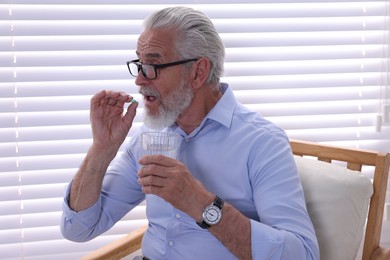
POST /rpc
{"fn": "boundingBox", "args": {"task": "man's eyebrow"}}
[135,51,162,60]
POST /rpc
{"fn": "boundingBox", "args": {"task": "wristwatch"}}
[197,196,224,229]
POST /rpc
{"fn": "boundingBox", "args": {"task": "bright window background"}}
[0,1,389,259]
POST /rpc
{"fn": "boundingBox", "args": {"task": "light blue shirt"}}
[61,83,319,259]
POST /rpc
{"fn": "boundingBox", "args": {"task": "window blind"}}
[1,1,389,259]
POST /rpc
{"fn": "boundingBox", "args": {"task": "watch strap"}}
[197,219,211,229]
[213,196,224,209]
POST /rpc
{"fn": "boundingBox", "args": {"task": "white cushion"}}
[294,156,373,260]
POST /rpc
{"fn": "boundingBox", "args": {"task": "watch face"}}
[203,205,221,225]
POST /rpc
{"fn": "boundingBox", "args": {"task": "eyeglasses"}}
[126,58,198,80]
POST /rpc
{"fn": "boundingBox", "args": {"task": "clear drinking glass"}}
[141,132,181,159]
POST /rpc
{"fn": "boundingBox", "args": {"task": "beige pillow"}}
[294,156,373,260]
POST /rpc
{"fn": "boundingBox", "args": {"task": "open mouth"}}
[140,87,159,105]
[140,87,160,106]
[145,95,157,102]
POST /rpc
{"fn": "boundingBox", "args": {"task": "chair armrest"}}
[81,224,147,260]
[370,246,390,260]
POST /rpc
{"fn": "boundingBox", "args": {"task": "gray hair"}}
[143,6,225,85]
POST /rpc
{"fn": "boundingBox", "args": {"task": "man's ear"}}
[191,57,211,89]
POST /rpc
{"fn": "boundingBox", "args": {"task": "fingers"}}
[91,90,134,110]
[138,156,174,178]
[138,162,166,192]
[138,155,178,170]
[91,90,106,110]
[89,90,138,146]
[138,156,184,187]
[137,156,178,183]
[138,168,166,187]
[138,162,176,196]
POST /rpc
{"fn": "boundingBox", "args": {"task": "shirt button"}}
[175,213,181,219]
[169,240,174,246]
[185,137,190,142]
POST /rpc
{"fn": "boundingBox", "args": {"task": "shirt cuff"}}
[250,219,284,259]
[62,181,102,229]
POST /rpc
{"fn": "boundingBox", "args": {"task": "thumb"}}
[123,100,138,129]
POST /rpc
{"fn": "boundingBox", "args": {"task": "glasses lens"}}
[128,62,140,77]
[142,64,157,79]
[128,62,157,79]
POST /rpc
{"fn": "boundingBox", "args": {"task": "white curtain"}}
[1,1,389,259]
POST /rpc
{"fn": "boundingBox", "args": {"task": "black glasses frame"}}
[126,58,198,80]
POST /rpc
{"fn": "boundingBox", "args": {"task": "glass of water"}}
[141,132,181,159]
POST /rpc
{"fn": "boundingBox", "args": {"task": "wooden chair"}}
[82,140,390,260]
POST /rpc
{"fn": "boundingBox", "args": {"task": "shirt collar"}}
[205,82,235,129]
[168,82,236,135]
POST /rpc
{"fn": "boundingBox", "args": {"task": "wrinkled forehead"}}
[136,29,178,61]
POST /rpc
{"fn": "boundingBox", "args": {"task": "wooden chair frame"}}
[82,140,390,260]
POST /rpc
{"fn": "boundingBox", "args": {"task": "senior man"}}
[61,6,319,260]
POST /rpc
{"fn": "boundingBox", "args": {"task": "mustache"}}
[139,87,161,99]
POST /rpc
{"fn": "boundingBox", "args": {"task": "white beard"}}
[142,79,193,130]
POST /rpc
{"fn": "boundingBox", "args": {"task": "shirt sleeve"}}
[248,131,319,260]
[60,139,145,242]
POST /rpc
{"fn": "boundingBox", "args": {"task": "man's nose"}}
[135,71,149,86]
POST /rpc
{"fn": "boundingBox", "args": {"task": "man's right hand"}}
[90,90,138,155]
